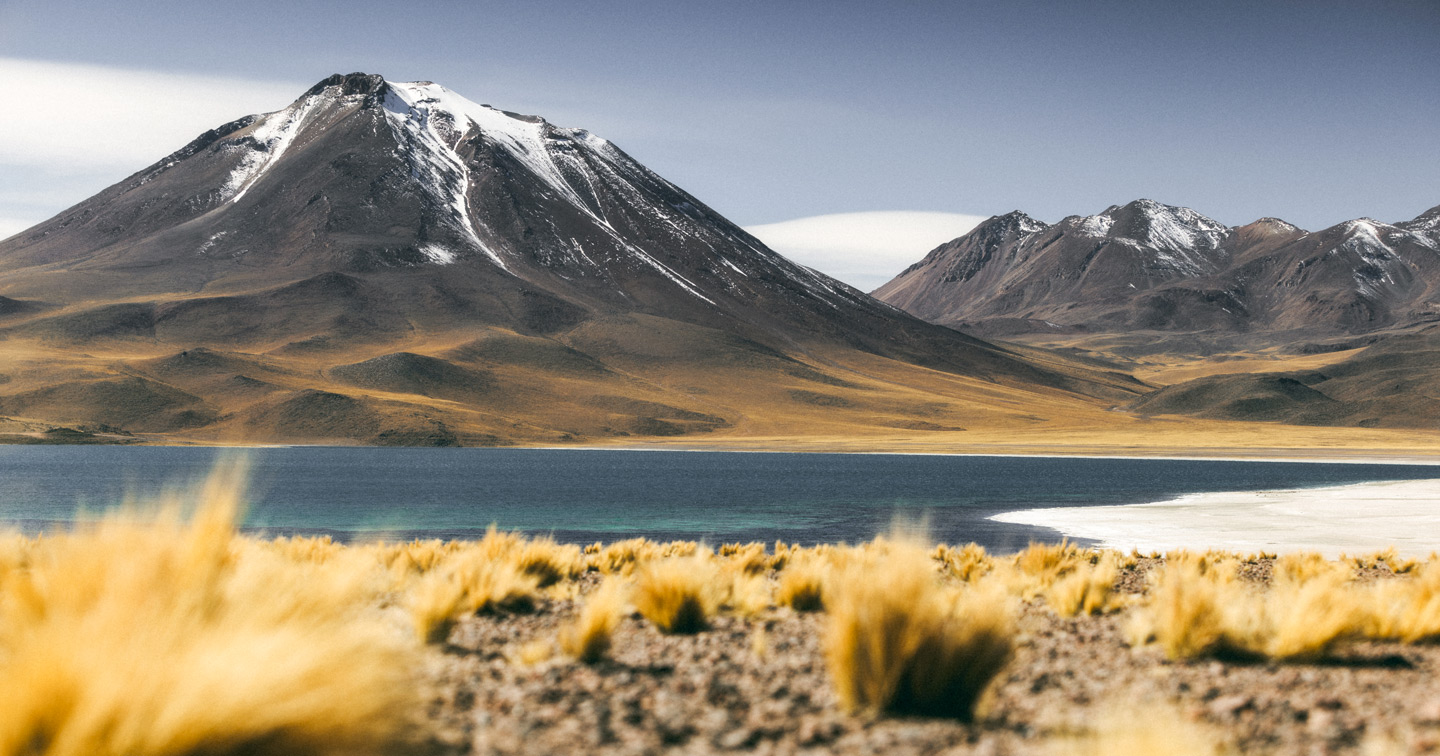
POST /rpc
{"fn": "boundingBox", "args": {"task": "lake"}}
[0,446,1436,552]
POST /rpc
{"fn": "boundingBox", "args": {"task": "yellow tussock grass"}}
[1129,555,1362,661]
[934,543,993,583]
[634,556,718,634]
[1366,560,1440,642]
[0,458,418,756]
[717,541,770,575]
[559,577,627,663]
[776,560,827,612]
[1044,552,1122,617]
[825,543,1013,720]
[1000,540,1090,599]
[515,537,583,587]
[409,549,538,645]
[723,572,774,616]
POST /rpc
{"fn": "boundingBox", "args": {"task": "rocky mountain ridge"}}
[875,199,1440,350]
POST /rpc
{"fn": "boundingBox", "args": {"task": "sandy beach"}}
[991,478,1440,557]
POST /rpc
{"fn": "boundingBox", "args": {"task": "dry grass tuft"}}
[1129,553,1362,661]
[515,537,583,587]
[0,458,419,756]
[559,578,628,663]
[409,549,539,645]
[634,556,718,634]
[1044,552,1122,617]
[1366,560,1440,642]
[934,543,993,582]
[777,561,828,612]
[824,543,1013,720]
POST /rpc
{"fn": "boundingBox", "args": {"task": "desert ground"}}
[7,463,1440,756]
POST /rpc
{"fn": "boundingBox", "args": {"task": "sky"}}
[1,0,1436,290]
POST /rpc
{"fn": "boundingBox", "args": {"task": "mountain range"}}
[875,199,1440,351]
[874,200,1440,429]
[0,73,1141,446]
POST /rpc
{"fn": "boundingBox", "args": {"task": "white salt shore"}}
[990,479,1440,558]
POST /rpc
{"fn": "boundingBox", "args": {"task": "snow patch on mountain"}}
[419,244,457,265]
[1068,201,1231,276]
[385,81,612,219]
[1073,214,1114,237]
[1338,221,1404,299]
[379,79,727,304]
[1136,202,1229,253]
[220,95,325,205]
[382,85,506,270]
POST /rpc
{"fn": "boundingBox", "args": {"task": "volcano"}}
[0,73,1141,445]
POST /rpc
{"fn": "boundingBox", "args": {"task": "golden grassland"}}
[8,332,1440,459]
[7,464,1440,754]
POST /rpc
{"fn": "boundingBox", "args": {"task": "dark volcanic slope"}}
[876,200,1440,345]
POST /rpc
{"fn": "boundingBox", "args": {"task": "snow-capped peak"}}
[990,210,1048,235]
[1115,199,1229,251]
[1060,200,1229,276]
[384,80,612,210]
[1397,205,1440,234]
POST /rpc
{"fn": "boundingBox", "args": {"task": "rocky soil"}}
[414,563,1440,755]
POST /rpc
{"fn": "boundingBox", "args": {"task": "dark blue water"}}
[0,446,1436,552]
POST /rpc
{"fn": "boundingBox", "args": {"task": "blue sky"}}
[1,0,1436,289]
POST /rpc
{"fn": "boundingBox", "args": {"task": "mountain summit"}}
[0,74,1139,445]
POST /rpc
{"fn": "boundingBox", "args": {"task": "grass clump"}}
[1044,552,1122,617]
[824,542,1013,720]
[1128,553,1362,661]
[934,543,993,582]
[777,561,827,612]
[409,550,538,645]
[559,578,628,663]
[634,556,718,634]
[1366,560,1440,642]
[0,459,419,756]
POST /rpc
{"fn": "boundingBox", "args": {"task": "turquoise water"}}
[0,446,1436,551]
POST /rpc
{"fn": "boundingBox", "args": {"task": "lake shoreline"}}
[9,435,1440,467]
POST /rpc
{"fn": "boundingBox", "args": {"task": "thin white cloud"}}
[0,218,35,242]
[0,58,303,171]
[746,211,987,292]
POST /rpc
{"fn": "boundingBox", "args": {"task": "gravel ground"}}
[414,562,1440,755]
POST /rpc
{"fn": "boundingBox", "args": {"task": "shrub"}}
[409,551,538,645]
[1044,552,1121,617]
[825,544,1013,720]
[777,561,827,612]
[1366,560,1440,642]
[0,458,419,756]
[1128,556,1362,661]
[634,556,717,634]
[515,537,583,587]
[934,543,992,583]
[559,578,627,663]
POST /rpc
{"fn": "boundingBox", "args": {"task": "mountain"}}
[875,199,1440,351]
[875,199,1440,429]
[0,73,1142,445]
